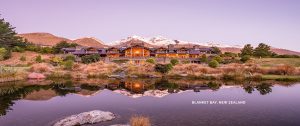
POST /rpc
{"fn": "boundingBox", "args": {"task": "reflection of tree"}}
[243,86,255,94]
[154,79,179,93]
[0,85,51,116]
[256,83,272,95]
[80,84,101,91]
[207,82,220,91]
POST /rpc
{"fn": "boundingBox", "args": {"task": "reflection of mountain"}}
[75,90,102,97]
[24,90,56,101]
[112,89,170,98]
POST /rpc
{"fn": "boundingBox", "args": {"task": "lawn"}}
[252,58,300,67]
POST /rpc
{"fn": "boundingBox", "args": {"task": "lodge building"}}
[62,42,215,59]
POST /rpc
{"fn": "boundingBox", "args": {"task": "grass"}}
[252,58,300,67]
[130,115,151,126]
[262,75,300,81]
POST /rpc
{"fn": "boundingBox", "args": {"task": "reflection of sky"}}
[1,0,300,51]
[1,84,300,126]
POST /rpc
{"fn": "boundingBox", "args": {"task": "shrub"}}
[208,60,219,68]
[200,54,208,63]
[81,54,100,64]
[240,55,251,63]
[35,55,43,63]
[64,54,76,61]
[146,58,156,64]
[0,48,11,60]
[63,60,74,70]
[155,64,173,74]
[12,46,25,52]
[213,55,223,63]
[50,56,63,66]
[19,55,26,61]
[170,58,179,66]
[0,48,7,61]
[41,47,53,54]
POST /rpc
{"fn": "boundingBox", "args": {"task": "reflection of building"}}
[62,42,215,59]
[124,81,145,94]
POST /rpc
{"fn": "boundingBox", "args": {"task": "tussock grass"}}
[130,115,151,126]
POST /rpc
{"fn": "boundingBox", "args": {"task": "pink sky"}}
[1,0,300,51]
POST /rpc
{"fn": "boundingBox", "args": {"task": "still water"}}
[0,78,300,126]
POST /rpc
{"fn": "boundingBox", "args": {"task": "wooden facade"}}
[63,43,215,59]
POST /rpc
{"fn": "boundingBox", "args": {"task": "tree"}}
[146,58,156,64]
[211,47,222,54]
[0,17,26,48]
[154,64,173,74]
[254,43,273,57]
[52,41,77,54]
[208,60,219,68]
[170,58,179,66]
[240,44,254,56]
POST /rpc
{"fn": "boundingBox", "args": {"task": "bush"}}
[41,47,53,54]
[64,54,76,61]
[155,64,173,74]
[240,55,251,63]
[0,48,7,61]
[35,55,43,63]
[50,56,63,66]
[213,55,223,63]
[200,54,208,63]
[63,60,74,70]
[12,46,25,52]
[81,54,100,64]
[19,55,26,61]
[208,60,219,68]
[146,58,156,64]
[170,58,179,66]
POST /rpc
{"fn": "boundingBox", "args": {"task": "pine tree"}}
[0,16,25,48]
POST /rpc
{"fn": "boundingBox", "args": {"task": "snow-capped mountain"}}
[110,35,242,48]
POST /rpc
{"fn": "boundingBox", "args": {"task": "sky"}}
[1,0,300,51]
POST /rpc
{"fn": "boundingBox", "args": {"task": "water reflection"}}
[0,78,296,116]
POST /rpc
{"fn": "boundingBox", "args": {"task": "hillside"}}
[18,33,72,46]
[18,33,108,48]
[73,37,108,48]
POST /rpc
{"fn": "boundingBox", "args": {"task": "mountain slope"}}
[18,33,108,47]
[18,33,72,46]
[73,37,108,48]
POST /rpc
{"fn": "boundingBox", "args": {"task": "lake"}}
[0,78,300,126]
